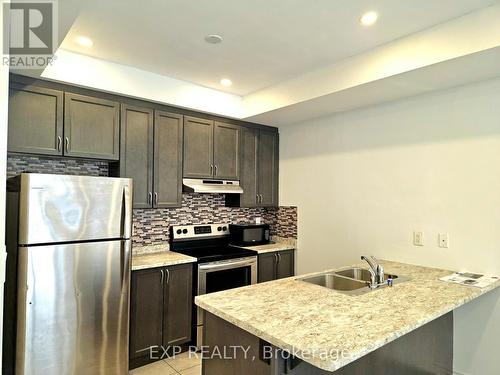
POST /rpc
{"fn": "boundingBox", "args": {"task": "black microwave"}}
[229,223,270,246]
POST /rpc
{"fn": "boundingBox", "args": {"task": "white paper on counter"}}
[440,272,499,288]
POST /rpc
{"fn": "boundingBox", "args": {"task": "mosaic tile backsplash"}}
[7,154,298,246]
[133,194,297,246]
[7,153,109,178]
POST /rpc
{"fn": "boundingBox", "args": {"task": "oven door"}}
[197,256,257,346]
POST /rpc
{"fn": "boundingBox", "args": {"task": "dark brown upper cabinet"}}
[239,128,259,207]
[120,104,183,208]
[64,93,120,160]
[226,128,278,207]
[153,111,183,207]
[213,122,240,180]
[120,105,154,208]
[183,116,214,178]
[8,83,64,156]
[129,264,193,369]
[183,117,240,180]
[257,130,279,207]
[257,250,294,283]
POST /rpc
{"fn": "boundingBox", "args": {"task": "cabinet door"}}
[64,93,120,160]
[8,83,63,155]
[257,253,277,283]
[130,268,164,360]
[163,264,193,346]
[214,122,240,180]
[258,130,279,207]
[154,111,183,208]
[239,128,259,207]
[120,105,154,208]
[183,116,214,178]
[276,250,295,280]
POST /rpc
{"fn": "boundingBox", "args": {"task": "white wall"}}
[0,0,9,364]
[280,77,500,375]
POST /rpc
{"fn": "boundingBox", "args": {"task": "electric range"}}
[169,223,258,348]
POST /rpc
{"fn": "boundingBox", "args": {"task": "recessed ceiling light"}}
[220,78,232,87]
[360,11,378,26]
[205,34,223,44]
[75,36,94,48]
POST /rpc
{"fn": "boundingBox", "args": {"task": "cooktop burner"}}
[169,223,257,263]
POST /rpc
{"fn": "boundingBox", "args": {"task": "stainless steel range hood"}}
[183,178,243,194]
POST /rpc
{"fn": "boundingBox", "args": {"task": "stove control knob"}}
[222,226,227,231]
[217,226,222,232]
[182,229,188,234]
[176,229,182,235]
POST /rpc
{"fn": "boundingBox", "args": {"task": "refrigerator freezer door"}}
[18,173,132,245]
[16,240,131,375]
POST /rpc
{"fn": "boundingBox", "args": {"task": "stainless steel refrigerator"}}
[4,173,132,375]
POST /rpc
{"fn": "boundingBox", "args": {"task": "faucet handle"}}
[377,263,385,284]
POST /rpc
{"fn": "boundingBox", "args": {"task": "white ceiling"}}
[59,0,499,96]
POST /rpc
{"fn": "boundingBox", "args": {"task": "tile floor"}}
[130,352,201,375]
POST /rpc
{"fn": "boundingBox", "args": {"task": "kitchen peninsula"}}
[195,260,500,374]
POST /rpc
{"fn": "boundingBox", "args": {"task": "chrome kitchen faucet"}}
[361,255,386,289]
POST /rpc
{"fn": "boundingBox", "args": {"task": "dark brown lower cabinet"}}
[129,264,193,369]
[202,311,453,375]
[163,265,193,346]
[129,268,163,364]
[258,250,295,283]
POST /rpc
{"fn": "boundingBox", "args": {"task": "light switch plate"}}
[413,231,424,246]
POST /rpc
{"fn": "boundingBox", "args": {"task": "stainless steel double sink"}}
[297,267,408,295]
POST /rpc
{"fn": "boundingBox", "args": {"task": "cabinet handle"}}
[210,164,214,175]
[277,253,281,264]
[214,165,218,176]
[256,194,259,203]
[154,192,158,206]
[65,137,69,153]
[165,269,170,284]
[160,269,164,285]
[57,136,62,152]
[148,192,152,204]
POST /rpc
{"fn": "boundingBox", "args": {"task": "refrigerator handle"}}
[121,184,132,239]
[121,240,131,289]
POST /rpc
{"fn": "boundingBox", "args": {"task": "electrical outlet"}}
[413,231,424,246]
[438,233,449,248]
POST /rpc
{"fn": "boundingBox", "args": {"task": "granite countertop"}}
[235,239,296,254]
[132,249,196,271]
[195,260,500,372]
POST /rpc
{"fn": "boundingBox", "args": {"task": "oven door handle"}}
[198,257,257,272]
